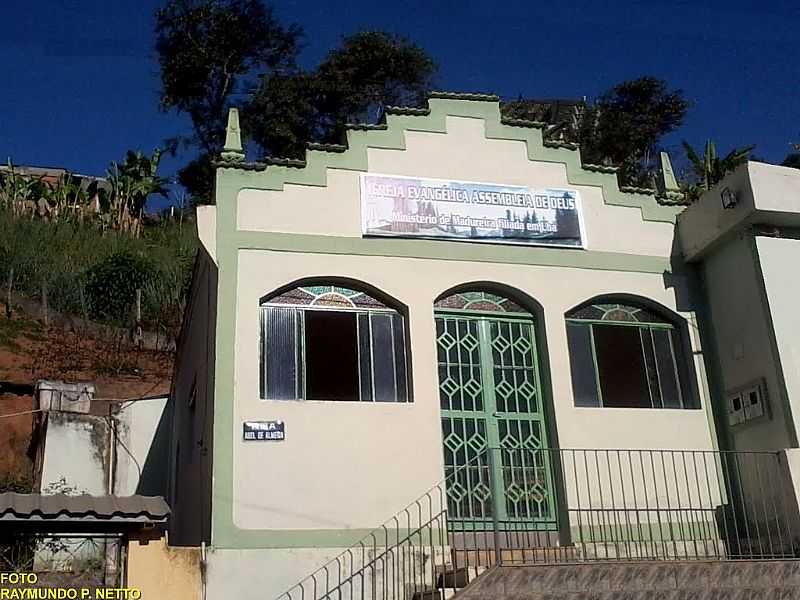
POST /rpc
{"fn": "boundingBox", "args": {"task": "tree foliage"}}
[102,150,169,237]
[0,153,194,340]
[500,98,585,142]
[1,149,167,239]
[155,0,302,200]
[783,142,800,170]
[175,153,216,202]
[503,77,690,187]
[156,4,695,195]
[85,253,155,322]
[783,153,800,170]
[247,31,437,158]
[578,77,690,186]
[0,206,196,341]
[244,72,319,160]
[156,0,301,153]
[0,163,92,223]
[681,140,754,201]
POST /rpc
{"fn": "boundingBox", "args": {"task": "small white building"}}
[168,93,800,600]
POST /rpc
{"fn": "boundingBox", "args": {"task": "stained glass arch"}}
[434,290,530,314]
[566,300,672,325]
[261,284,395,311]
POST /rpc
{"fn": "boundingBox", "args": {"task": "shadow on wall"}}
[136,405,172,497]
[665,231,694,314]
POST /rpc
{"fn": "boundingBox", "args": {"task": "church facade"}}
[168,93,800,599]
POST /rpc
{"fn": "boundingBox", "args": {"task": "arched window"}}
[260,284,409,402]
[565,301,697,409]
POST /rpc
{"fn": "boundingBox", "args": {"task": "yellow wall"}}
[127,538,200,600]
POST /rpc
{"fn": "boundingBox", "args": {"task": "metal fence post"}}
[487,448,503,566]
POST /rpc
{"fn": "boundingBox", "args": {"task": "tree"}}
[681,140,754,202]
[783,153,800,170]
[783,142,800,170]
[314,31,436,126]
[0,162,47,219]
[85,253,154,323]
[505,78,689,187]
[245,71,321,160]
[579,77,690,186]
[102,150,169,237]
[500,97,585,142]
[155,0,301,200]
[175,153,216,204]
[247,31,437,158]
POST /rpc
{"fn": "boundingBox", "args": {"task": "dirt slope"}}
[0,309,173,489]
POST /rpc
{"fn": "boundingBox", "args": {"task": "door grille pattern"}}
[437,318,484,412]
[441,416,491,520]
[498,419,554,521]
[490,320,537,413]
[437,312,557,531]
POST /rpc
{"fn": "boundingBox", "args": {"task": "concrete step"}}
[453,561,800,599]
[409,589,441,600]
[451,546,581,566]
[408,587,460,600]
[459,588,800,599]
[435,566,470,589]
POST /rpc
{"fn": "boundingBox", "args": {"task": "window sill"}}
[259,397,414,405]
[572,405,703,411]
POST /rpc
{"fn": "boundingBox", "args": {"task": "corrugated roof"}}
[0,494,169,523]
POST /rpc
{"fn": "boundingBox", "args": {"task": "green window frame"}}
[260,285,409,403]
[565,302,697,409]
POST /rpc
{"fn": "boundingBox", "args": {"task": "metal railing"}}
[276,448,800,600]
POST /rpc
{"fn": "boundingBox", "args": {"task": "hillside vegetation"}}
[0,156,197,348]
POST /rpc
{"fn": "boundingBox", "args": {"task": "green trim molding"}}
[210,94,689,549]
[217,95,684,224]
[233,231,672,274]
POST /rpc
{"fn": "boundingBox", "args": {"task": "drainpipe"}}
[107,410,116,495]
[200,541,208,600]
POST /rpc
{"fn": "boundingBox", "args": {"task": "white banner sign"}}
[360,174,586,248]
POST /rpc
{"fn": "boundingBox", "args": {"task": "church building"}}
[167,92,800,600]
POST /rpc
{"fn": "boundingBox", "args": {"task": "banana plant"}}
[682,140,754,201]
[39,174,89,223]
[105,149,169,237]
[0,161,46,218]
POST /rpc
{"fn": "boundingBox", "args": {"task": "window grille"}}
[260,286,409,402]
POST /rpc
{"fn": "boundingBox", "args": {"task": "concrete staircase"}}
[409,548,588,600]
[451,561,800,599]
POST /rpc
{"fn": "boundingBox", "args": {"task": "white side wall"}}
[756,235,800,441]
[700,235,794,451]
[115,396,169,496]
[170,247,217,546]
[40,412,108,495]
[207,548,344,600]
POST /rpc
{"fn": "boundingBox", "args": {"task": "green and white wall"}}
[186,95,720,599]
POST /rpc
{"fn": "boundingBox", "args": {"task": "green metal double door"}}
[435,312,557,531]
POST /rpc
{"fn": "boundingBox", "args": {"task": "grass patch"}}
[0,317,44,351]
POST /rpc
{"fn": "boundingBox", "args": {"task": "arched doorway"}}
[434,289,557,534]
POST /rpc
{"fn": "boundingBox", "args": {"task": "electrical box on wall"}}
[726,379,768,426]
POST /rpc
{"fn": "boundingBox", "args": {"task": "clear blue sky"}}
[1,0,798,207]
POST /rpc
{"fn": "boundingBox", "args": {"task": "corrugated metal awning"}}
[0,493,169,526]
